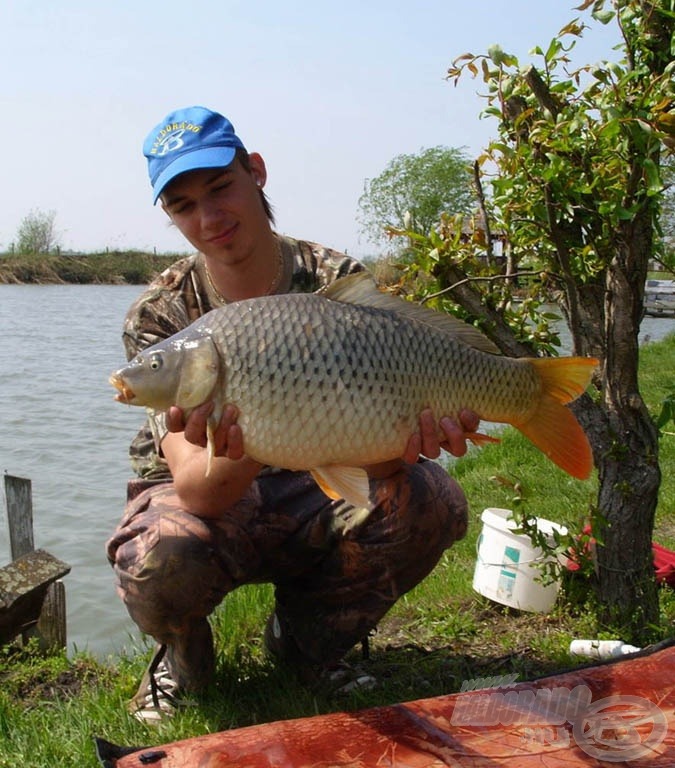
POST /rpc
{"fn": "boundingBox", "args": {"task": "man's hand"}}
[402,408,481,464]
[162,404,261,517]
[166,403,245,461]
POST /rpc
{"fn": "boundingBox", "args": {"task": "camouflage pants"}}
[106,461,467,684]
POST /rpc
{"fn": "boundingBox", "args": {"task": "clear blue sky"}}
[2,1,620,260]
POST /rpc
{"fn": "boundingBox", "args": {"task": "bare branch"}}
[472,160,494,264]
[524,66,563,119]
[420,270,550,303]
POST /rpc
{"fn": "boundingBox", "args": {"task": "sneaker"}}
[322,662,378,696]
[264,612,377,695]
[128,644,193,723]
[264,611,319,685]
[264,611,300,662]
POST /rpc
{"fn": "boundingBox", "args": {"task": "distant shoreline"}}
[0,251,182,285]
[3,254,672,297]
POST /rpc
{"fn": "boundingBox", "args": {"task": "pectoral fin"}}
[311,466,372,509]
[204,407,221,478]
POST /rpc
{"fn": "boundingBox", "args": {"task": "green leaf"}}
[656,395,675,430]
[545,38,562,63]
[598,118,621,138]
[643,158,662,195]
[487,44,507,65]
[616,206,635,220]
[592,8,615,24]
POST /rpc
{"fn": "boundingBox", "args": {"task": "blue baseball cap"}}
[143,106,246,204]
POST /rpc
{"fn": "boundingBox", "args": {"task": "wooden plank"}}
[0,549,71,647]
[0,549,71,606]
[4,474,34,559]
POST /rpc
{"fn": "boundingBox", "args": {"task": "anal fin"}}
[311,466,372,509]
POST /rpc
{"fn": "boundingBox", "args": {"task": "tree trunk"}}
[594,407,660,642]
[593,216,661,642]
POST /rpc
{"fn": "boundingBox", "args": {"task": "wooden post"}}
[36,579,67,651]
[6,474,34,559]
[3,474,69,652]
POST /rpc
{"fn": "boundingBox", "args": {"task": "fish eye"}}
[149,353,163,371]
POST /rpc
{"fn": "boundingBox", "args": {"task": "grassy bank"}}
[0,334,673,767]
[0,252,181,285]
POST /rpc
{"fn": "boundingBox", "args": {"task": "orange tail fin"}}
[516,357,598,480]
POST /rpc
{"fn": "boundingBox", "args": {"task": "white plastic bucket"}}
[472,508,567,613]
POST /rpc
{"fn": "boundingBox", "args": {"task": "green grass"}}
[1,334,674,767]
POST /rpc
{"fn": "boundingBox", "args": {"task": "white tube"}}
[569,639,641,659]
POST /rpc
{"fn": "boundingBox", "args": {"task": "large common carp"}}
[110,274,597,508]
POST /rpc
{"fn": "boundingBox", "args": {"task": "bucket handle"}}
[475,536,549,568]
[476,551,548,568]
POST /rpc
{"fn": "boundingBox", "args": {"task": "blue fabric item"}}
[143,106,246,203]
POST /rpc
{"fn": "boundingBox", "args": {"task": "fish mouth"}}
[109,373,135,403]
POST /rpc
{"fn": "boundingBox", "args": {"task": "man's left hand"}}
[402,408,480,464]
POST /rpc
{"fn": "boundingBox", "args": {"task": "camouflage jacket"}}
[122,234,365,479]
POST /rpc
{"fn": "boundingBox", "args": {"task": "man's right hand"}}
[162,403,261,517]
[166,403,245,461]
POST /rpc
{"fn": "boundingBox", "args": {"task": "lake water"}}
[1,284,674,657]
[0,285,142,657]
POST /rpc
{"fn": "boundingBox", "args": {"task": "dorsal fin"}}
[324,273,500,355]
